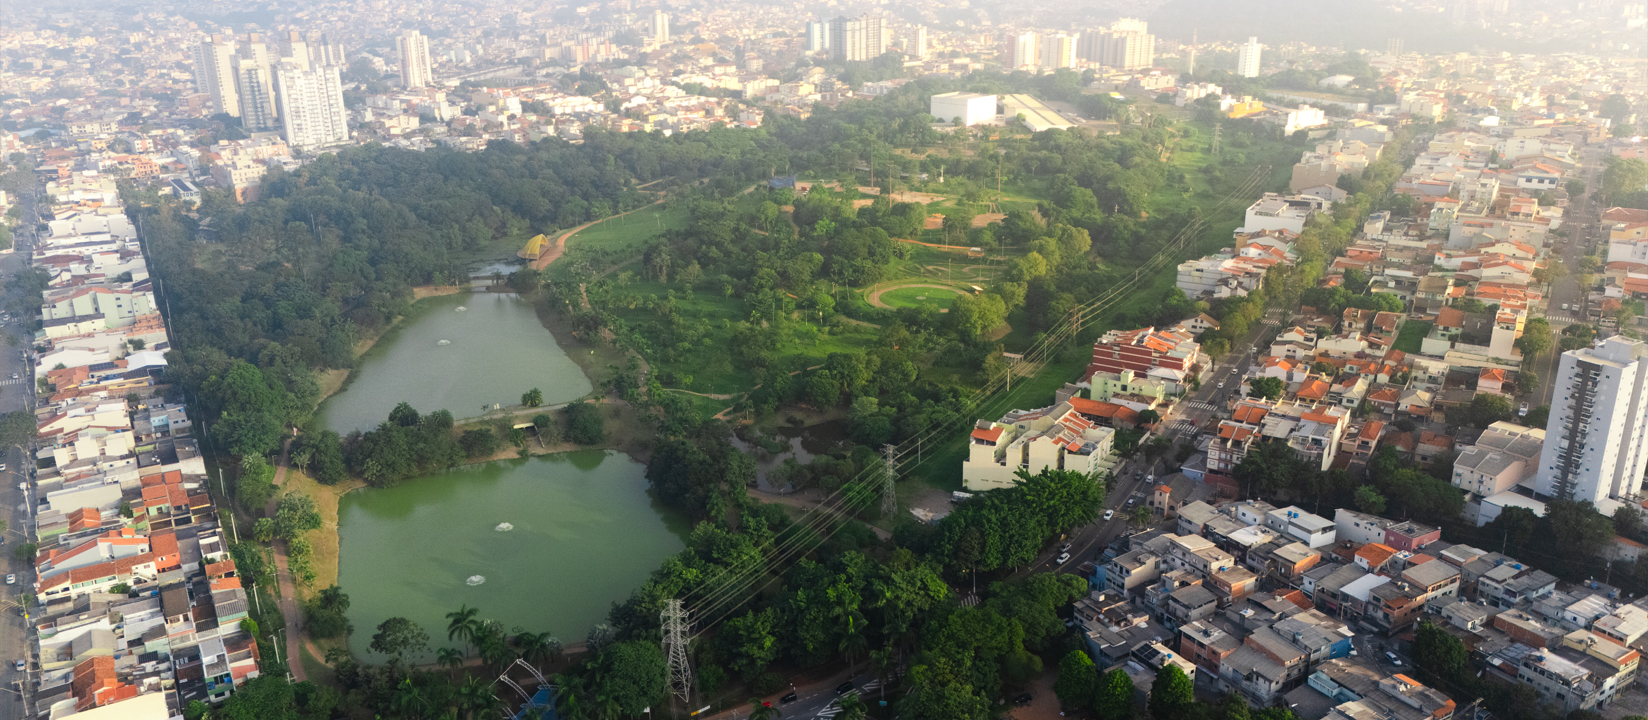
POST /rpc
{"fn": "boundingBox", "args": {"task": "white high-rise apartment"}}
[279,31,311,71]
[1039,33,1077,69]
[1535,336,1648,505]
[1236,36,1262,78]
[1076,20,1155,70]
[1011,32,1039,69]
[652,10,671,45]
[397,30,433,89]
[274,63,349,151]
[192,34,241,118]
[233,35,279,133]
[913,26,928,59]
[806,21,829,52]
[829,13,885,62]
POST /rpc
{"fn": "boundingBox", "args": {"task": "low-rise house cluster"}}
[15,181,255,717]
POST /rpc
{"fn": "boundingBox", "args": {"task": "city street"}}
[1534,145,1608,409]
[0,182,42,720]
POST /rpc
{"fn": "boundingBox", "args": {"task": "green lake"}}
[337,451,688,659]
[317,292,593,434]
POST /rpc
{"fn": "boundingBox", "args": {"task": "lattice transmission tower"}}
[661,599,694,708]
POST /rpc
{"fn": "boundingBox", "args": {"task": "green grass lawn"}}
[882,286,960,310]
[1395,321,1432,354]
[610,281,880,396]
[565,203,691,255]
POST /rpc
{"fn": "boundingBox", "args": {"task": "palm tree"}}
[1131,505,1153,530]
[749,698,783,720]
[391,677,430,720]
[446,605,481,655]
[837,693,868,720]
[437,647,465,676]
[553,674,593,720]
[457,674,502,720]
[514,631,561,670]
[868,646,896,704]
[838,627,869,675]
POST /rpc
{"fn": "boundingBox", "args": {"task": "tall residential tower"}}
[1236,36,1262,78]
[397,30,433,89]
[1535,336,1648,506]
[829,13,885,62]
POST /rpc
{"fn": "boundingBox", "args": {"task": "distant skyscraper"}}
[274,62,349,151]
[807,21,829,52]
[651,10,671,45]
[829,13,885,62]
[1011,32,1038,69]
[1078,20,1155,70]
[1039,33,1077,69]
[279,31,311,71]
[1188,29,1197,75]
[1386,38,1404,55]
[397,30,433,89]
[914,26,928,59]
[1536,336,1648,505]
[192,34,241,118]
[1236,36,1262,78]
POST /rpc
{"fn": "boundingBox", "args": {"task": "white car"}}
[1104,509,1115,521]
[1386,652,1402,666]
[5,575,14,585]
[1519,402,1529,417]
[1217,381,1225,389]
[1056,553,1071,564]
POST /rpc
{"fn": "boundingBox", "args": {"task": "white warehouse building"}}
[930,92,997,127]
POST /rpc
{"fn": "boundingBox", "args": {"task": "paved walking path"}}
[265,437,308,682]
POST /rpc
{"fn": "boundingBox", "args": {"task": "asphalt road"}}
[0,182,42,720]
[1534,143,1608,409]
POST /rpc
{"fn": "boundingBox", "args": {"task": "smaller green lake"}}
[337,451,688,660]
[318,292,593,434]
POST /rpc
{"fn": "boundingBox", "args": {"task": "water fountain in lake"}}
[466,575,486,586]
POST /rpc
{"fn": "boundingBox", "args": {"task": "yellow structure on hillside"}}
[518,233,550,260]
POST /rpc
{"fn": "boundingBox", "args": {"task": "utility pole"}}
[1211,123,1223,156]
[881,445,898,519]
[661,599,693,710]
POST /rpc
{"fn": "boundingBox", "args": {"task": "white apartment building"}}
[398,30,433,89]
[275,63,349,151]
[1241,193,1320,235]
[1039,34,1078,69]
[806,22,828,52]
[191,35,240,118]
[1534,336,1648,507]
[964,400,1116,491]
[830,14,885,62]
[1011,32,1038,69]
[233,41,280,133]
[929,92,997,127]
[1079,20,1155,70]
[1236,37,1262,78]
[652,10,671,44]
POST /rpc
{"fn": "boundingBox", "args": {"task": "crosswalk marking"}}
[1182,401,1215,411]
[0,379,24,387]
[1544,313,1583,324]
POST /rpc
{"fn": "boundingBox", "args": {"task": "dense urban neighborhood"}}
[0,1,1646,720]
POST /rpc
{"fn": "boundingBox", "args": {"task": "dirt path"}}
[865,282,966,309]
[748,488,892,540]
[266,437,308,682]
[662,388,736,400]
[895,237,978,252]
[531,199,667,272]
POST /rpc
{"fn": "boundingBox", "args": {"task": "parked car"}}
[1103,509,1115,521]
[5,575,14,585]
[1386,652,1402,666]
[1562,303,1570,311]
[1056,552,1071,564]
[780,692,798,704]
[12,660,22,672]
[1519,402,1529,417]
[1013,693,1033,706]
